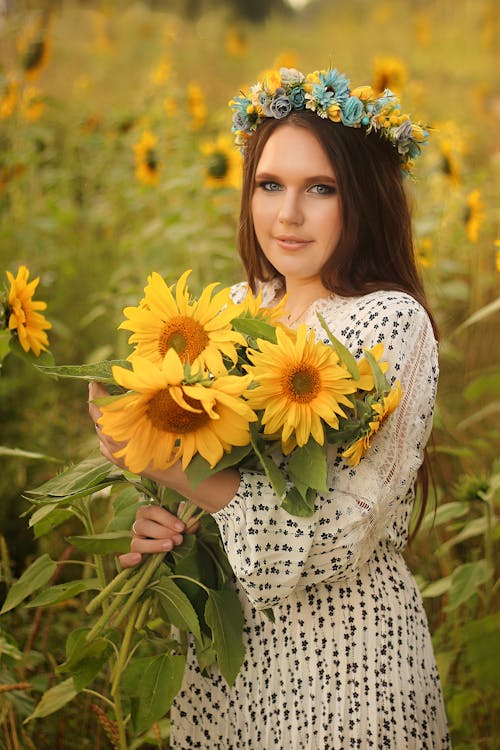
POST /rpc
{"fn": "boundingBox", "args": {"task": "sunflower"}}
[342,382,403,466]
[17,18,52,81]
[133,130,161,186]
[6,265,51,355]
[200,135,242,190]
[97,351,257,473]
[245,324,356,453]
[120,270,246,375]
[187,82,207,131]
[240,287,289,326]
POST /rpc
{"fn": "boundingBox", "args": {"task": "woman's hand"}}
[88,381,127,469]
[118,504,200,569]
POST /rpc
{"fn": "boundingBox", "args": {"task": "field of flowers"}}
[0,1,498,748]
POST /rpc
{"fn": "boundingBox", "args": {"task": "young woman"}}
[90,67,450,748]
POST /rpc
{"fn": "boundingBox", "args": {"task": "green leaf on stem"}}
[195,631,218,673]
[25,579,100,608]
[232,317,277,343]
[121,654,186,733]
[250,424,286,501]
[26,678,77,721]
[26,449,124,500]
[0,446,62,462]
[34,359,131,383]
[361,348,390,396]
[281,486,316,517]
[185,444,252,488]
[29,502,73,538]
[58,628,116,691]
[204,589,245,687]
[317,313,359,379]
[1,554,57,614]
[288,439,327,493]
[154,576,202,643]
[67,531,131,554]
[445,560,493,611]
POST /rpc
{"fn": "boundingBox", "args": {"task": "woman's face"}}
[251,124,342,290]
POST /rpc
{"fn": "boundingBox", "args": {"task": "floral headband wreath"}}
[229,66,430,173]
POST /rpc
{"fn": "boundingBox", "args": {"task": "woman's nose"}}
[278,191,303,226]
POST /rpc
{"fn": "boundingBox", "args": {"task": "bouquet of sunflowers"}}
[4,269,401,746]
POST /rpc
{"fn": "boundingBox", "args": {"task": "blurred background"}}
[0,0,498,748]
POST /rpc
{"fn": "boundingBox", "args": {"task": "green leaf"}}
[445,560,493,611]
[29,503,73,538]
[26,450,123,500]
[153,576,202,642]
[317,313,359,379]
[34,359,131,383]
[250,425,286,501]
[59,628,116,691]
[121,654,186,733]
[232,317,277,343]
[464,372,500,403]
[281,486,315,517]
[454,295,500,335]
[1,554,57,614]
[67,531,131,554]
[105,485,142,532]
[25,678,77,721]
[420,501,469,531]
[288,439,327,493]
[0,446,62,462]
[204,589,245,686]
[462,613,500,690]
[25,579,100,608]
[185,444,252,489]
[420,576,452,598]
[194,632,218,672]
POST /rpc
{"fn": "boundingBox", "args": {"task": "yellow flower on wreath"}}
[200,135,242,190]
[97,351,257,473]
[342,381,403,466]
[120,269,246,375]
[245,324,356,454]
[133,130,161,186]
[6,265,51,356]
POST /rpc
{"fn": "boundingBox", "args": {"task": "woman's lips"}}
[274,236,312,250]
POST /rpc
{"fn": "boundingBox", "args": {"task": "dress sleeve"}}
[212,295,439,610]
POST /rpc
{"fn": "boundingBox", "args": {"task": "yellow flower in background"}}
[0,76,19,119]
[464,189,485,243]
[413,11,433,46]
[200,135,242,189]
[120,270,246,375]
[372,56,407,94]
[150,59,171,86]
[20,86,45,122]
[187,82,207,130]
[6,265,51,356]
[97,351,257,473]
[416,237,434,268]
[342,381,402,466]
[133,130,161,186]
[225,26,247,57]
[434,120,466,184]
[246,324,356,453]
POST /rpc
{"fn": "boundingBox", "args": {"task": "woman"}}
[90,67,450,748]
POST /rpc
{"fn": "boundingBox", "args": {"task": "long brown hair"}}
[237,110,438,532]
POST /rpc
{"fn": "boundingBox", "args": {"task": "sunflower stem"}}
[111,553,165,630]
[86,567,133,615]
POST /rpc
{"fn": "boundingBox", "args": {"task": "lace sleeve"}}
[212,294,438,609]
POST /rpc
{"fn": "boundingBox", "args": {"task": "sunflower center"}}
[158,315,209,362]
[285,365,321,403]
[208,151,229,179]
[147,389,209,434]
[145,148,158,171]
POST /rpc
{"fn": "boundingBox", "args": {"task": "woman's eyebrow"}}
[255,171,337,183]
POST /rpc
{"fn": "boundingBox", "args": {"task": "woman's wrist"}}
[144,461,241,514]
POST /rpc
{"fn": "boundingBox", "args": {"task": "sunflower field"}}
[0,1,498,748]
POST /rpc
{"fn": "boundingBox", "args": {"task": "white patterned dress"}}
[170,281,450,750]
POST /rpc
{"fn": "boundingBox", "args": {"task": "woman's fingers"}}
[118,551,142,568]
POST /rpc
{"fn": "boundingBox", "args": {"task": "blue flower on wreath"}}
[341,96,364,126]
[310,82,335,109]
[319,69,350,102]
[289,86,306,109]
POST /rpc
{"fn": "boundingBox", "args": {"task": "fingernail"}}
[173,534,184,545]
[161,541,172,551]
[174,521,185,531]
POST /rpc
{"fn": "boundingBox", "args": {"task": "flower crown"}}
[229,66,429,172]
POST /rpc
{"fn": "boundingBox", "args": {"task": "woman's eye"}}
[258,181,282,192]
[310,184,337,195]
